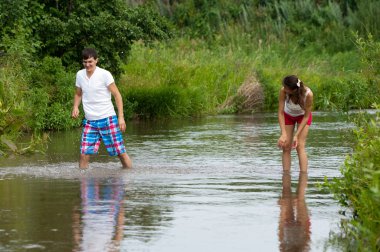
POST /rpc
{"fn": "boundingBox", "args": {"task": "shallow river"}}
[0,113,353,251]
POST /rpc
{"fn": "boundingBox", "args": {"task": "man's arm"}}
[72,87,82,118]
[108,83,126,132]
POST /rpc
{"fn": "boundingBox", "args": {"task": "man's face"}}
[82,57,98,73]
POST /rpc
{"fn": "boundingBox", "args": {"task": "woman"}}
[277,75,313,172]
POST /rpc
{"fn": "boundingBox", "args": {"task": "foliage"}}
[0,0,173,155]
[355,32,380,79]
[0,0,173,77]
[124,86,195,118]
[1,0,380,155]
[0,49,48,155]
[325,107,380,251]
[120,39,251,118]
[28,56,80,130]
[120,32,378,117]
[156,0,380,53]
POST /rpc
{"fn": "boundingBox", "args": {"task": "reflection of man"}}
[72,177,125,252]
[278,172,310,252]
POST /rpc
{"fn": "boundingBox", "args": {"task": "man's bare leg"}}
[79,154,90,169]
[119,153,132,169]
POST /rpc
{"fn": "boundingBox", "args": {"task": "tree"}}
[0,0,173,77]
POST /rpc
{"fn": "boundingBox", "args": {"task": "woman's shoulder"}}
[305,87,313,101]
[279,87,287,96]
[305,86,313,95]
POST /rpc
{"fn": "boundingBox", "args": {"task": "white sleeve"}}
[104,70,115,86]
[75,72,82,88]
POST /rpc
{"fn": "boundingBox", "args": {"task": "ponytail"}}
[298,80,306,109]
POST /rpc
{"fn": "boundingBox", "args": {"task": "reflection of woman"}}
[278,172,310,252]
[72,177,125,252]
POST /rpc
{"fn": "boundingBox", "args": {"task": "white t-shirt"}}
[76,67,116,120]
[284,88,311,117]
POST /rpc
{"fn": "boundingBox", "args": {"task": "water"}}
[0,112,353,251]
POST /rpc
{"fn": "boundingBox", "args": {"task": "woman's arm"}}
[292,91,313,148]
[278,88,287,147]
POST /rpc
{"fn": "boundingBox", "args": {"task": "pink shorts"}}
[284,112,312,126]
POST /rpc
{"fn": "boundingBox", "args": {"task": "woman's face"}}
[283,86,297,95]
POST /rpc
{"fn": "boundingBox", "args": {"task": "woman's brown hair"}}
[282,75,307,109]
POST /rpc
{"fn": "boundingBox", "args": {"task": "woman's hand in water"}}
[277,134,287,148]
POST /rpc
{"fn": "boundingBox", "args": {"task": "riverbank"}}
[120,36,378,119]
[0,35,378,156]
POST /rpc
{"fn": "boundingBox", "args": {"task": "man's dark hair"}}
[82,48,98,60]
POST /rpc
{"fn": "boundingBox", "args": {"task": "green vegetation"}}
[0,0,172,77]
[326,107,380,251]
[0,0,171,155]
[0,0,379,154]
[120,0,379,115]
[120,39,252,117]
[121,34,377,115]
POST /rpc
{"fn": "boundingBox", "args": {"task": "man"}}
[71,48,132,169]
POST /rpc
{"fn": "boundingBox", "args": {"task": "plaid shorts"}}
[80,115,126,156]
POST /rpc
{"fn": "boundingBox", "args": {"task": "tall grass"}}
[120,33,377,117]
[154,0,380,52]
[119,39,253,118]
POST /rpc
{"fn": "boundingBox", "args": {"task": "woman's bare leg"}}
[296,125,310,172]
[282,125,295,171]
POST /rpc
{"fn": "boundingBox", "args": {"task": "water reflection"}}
[72,177,125,252]
[278,172,310,252]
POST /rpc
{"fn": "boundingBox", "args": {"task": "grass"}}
[118,34,376,118]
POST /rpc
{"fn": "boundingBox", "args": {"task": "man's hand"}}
[72,107,80,118]
[118,117,126,132]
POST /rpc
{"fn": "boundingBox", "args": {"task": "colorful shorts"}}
[284,112,312,126]
[80,115,126,156]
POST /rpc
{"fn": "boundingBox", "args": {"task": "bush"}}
[123,85,203,118]
[326,107,380,250]
[120,40,252,117]
[0,0,173,78]
[27,57,80,130]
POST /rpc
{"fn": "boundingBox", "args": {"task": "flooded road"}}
[0,113,352,251]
